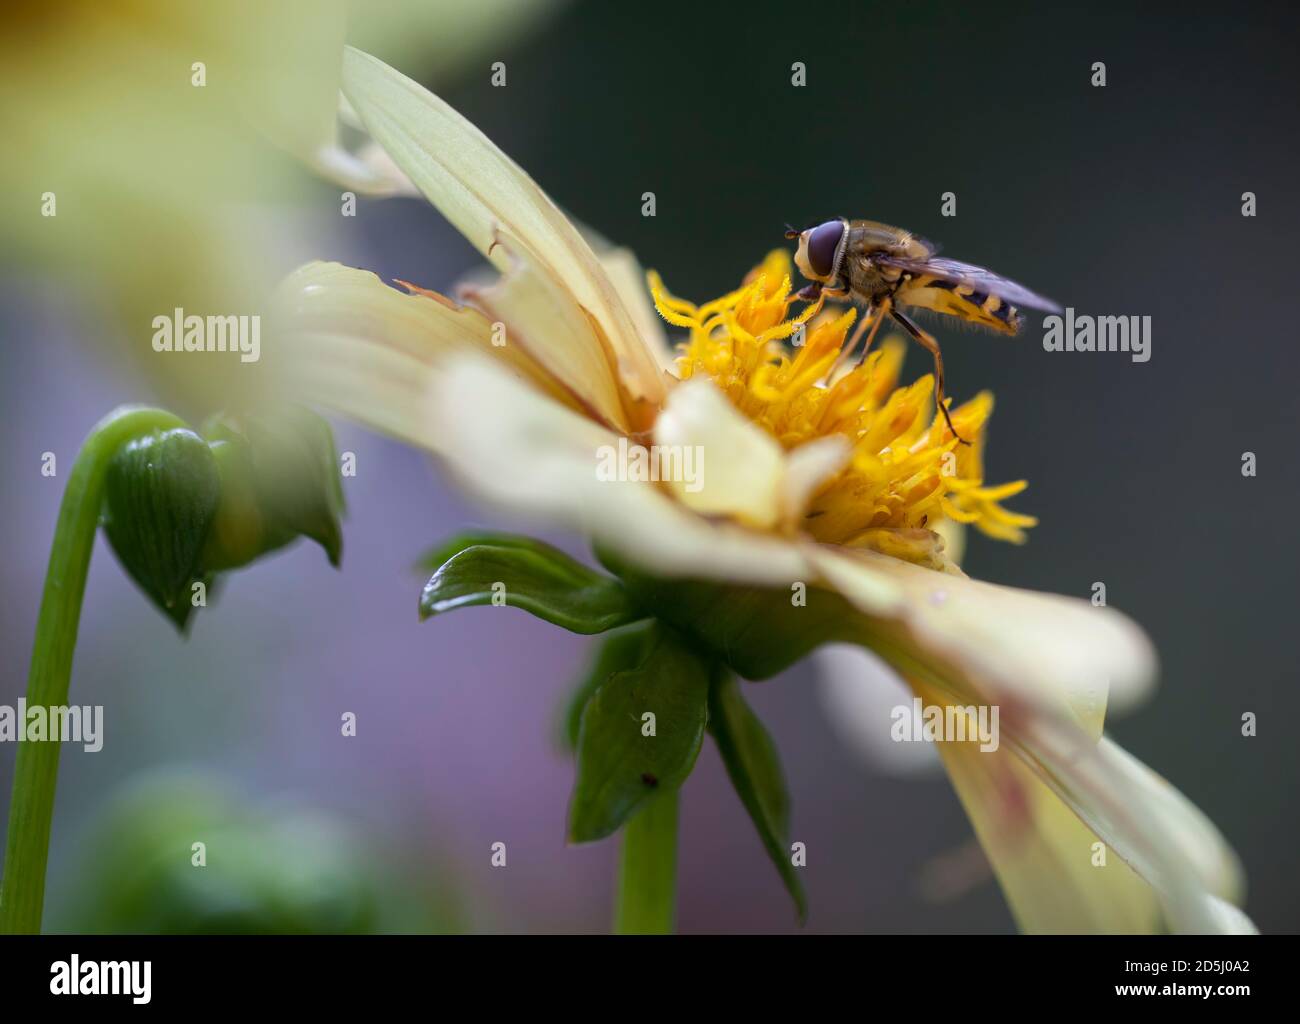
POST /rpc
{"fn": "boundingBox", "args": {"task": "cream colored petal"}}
[1015,722,1248,932]
[915,666,1247,933]
[426,357,812,584]
[456,236,632,431]
[273,269,813,584]
[338,47,666,410]
[819,633,1242,932]
[917,675,1160,934]
[652,379,787,528]
[808,545,1156,738]
[807,546,1252,930]
[274,260,490,361]
[593,245,676,374]
[779,436,852,527]
[291,339,431,449]
[307,137,421,197]
[1190,895,1258,935]
[931,518,966,567]
[269,260,592,434]
[1095,737,1244,905]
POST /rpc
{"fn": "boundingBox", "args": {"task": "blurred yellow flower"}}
[0,0,562,411]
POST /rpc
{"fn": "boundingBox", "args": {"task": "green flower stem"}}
[0,406,186,934]
[614,788,679,935]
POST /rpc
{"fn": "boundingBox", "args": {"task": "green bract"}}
[101,428,220,631]
[598,547,865,680]
[202,408,346,569]
[708,671,807,922]
[568,623,710,843]
[418,533,642,633]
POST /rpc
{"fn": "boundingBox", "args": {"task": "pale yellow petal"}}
[339,47,665,411]
[803,546,1256,929]
[779,436,852,527]
[457,236,633,431]
[808,545,1156,738]
[919,674,1160,933]
[593,245,677,374]
[820,633,1245,933]
[269,260,588,428]
[931,518,966,567]
[929,655,1257,935]
[652,379,787,528]
[1014,720,1248,931]
[307,137,421,197]
[1189,895,1258,935]
[426,357,811,584]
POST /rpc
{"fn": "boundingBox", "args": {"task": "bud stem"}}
[0,406,187,933]
[613,788,679,935]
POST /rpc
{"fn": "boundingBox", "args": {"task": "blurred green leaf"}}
[568,624,711,843]
[101,428,220,631]
[420,533,644,634]
[709,670,807,923]
[55,775,379,935]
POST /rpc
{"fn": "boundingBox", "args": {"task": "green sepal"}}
[415,530,555,572]
[202,407,345,567]
[420,532,645,634]
[708,669,808,923]
[101,428,221,632]
[597,547,864,680]
[558,624,656,753]
[200,437,297,571]
[568,623,711,843]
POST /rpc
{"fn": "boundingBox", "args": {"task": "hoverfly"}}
[785,218,1061,443]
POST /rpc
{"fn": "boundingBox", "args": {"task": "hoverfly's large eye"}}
[806,220,845,279]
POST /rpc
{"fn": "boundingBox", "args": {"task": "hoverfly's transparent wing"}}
[877,255,1061,312]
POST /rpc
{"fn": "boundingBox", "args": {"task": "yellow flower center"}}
[649,250,1037,551]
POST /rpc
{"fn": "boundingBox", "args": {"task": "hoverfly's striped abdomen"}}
[897,275,1023,335]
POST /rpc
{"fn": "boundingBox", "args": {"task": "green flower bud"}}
[101,428,220,631]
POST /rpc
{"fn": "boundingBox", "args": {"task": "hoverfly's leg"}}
[827,301,873,379]
[890,308,971,446]
[854,298,889,364]
[844,304,873,353]
[830,299,888,380]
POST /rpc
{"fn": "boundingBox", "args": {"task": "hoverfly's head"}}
[787,218,849,284]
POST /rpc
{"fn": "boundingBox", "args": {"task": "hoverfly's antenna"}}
[783,223,799,240]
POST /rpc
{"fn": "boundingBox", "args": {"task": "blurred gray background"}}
[2,0,1297,932]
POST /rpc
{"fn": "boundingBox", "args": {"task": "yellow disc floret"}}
[649,250,1037,549]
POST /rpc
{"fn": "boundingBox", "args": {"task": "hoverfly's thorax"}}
[846,220,932,262]
[845,220,903,255]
